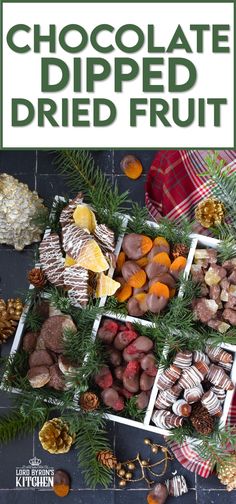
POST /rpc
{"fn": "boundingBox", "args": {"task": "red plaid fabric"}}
[145,149,236,225]
[145,149,236,477]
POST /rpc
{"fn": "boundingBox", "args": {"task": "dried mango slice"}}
[76,240,109,273]
[64,255,76,267]
[96,273,121,297]
[73,204,97,233]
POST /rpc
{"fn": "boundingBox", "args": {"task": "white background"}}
[2,2,234,148]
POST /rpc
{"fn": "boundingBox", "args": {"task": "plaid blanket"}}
[145,149,236,477]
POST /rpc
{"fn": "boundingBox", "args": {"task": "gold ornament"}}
[116,439,173,488]
[39,418,75,454]
[79,391,100,412]
[217,454,236,491]
[97,450,117,469]
[119,480,126,488]
[0,173,47,250]
[195,197,226,228]
[0,298,24,344]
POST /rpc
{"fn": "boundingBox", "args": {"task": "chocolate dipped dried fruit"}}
[122,261,147,288]
[122,233,152,260]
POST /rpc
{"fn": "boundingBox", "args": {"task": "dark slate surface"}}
[0,150,235,504]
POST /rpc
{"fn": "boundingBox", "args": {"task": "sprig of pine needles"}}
[54,150,129,235]
[201,152,236,220]
[128,203,192,245]
[64,411,113,488]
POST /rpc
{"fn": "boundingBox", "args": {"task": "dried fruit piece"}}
[152,252,171,269]
[101,388,124,411]
[134,292,148,311]
[98,318,119,344]
[53,469,70,498]
[170,256,187,279]
[96,273,120,297]
[153,236,170,254]
[122,234,153,260]
[116,251,126,272]
[64,255,76,267]
[116,283,133,302]
[122,261,147,288]
[146,293,168,313]
[145,261,168,279]
[76,240,109,272]
[95,366,113,389]
[73,204,96,232]
[120,155,143,179]
[149,282,170,298]
[127,297,146,317]
[136,256,148,267]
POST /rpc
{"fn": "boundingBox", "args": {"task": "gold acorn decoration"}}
[97,450,117,469]
[79,391,100,412]
[217,454,236,491]
[195,197,226,228]
[28,268,47,288]
[39,418,75,454]
[0,298,24,344]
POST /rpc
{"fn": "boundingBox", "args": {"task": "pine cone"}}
[217,454,236,491]
[195,198,225,228]
[39,418,75,454]
[190,402,214,435]
[79,391,100,411]
[97,450,117,469]
[28,268,47,288]
[0,298,23,343]
[172,243,189,259]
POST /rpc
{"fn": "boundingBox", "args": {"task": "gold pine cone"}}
[97,450,117,469]
[28,268,47,288]
[0,298,24,343]
[217,454,236,491]
[195,198,226,228]
[79,391,100,412]
[39,418,75,454]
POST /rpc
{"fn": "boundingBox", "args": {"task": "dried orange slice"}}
[76,240,109,272]
[96,273,121,297]
[64,255,76,267]
[73,204,97,233]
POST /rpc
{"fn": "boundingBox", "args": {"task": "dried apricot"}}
[120,155,143,180]
[152,252,171,268]
[116,283,132,302]
[149,281,170,298]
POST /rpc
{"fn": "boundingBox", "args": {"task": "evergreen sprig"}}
[64,411,113,488]
[54,150,129,235]
[123,396,145,422]
[0,396,50,444]
[201,151,236,220]
[128,204,192,245]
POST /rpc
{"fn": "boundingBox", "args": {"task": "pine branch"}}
[201,151,236,219]
[0,397,49,443]
[54,150,129,235]
[128,205,192,245]
[64,411,113,488]
[123,396,145,422]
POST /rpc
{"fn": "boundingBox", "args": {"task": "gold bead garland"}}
[116,438,173,488]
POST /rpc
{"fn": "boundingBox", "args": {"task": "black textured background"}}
[0,150,235,503]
